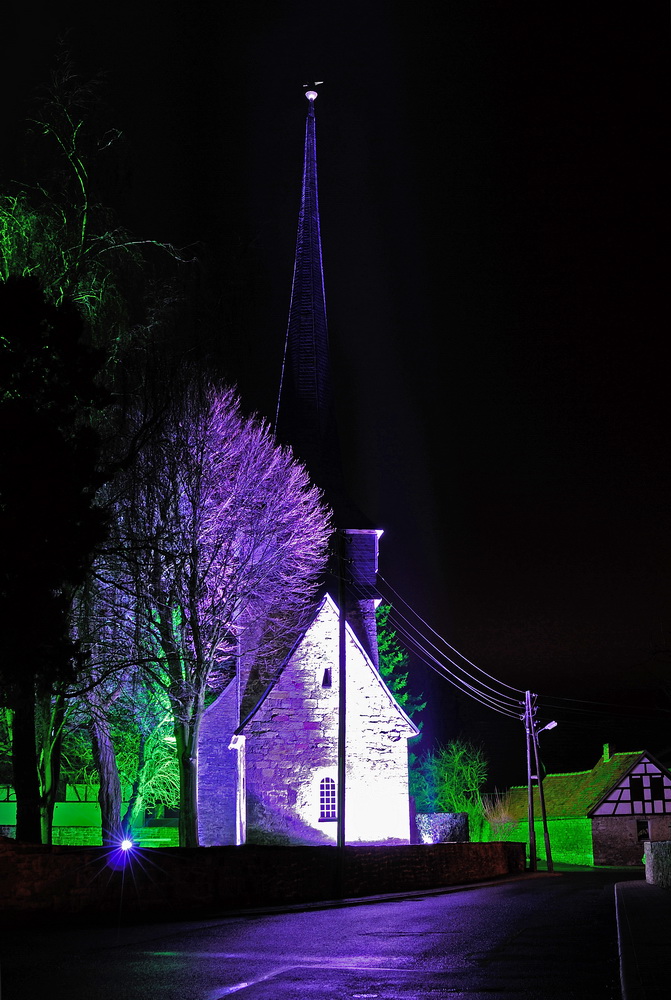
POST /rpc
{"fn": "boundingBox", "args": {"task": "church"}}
[196,88,419,846]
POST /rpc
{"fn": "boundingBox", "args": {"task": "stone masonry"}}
[197,594,418,846]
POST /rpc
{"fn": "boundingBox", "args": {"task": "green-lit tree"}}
[0,56,193,844]
[376,604,426,751]
[376,604,426,724]
[0,54,186,365]
[412,739,488,820]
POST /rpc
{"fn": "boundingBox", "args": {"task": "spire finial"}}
[303,80,323,103]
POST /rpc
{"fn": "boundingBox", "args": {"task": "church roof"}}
[236,592,419,737]
[504,750,648,820]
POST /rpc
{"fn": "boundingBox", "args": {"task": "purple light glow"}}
[105,837,137,870]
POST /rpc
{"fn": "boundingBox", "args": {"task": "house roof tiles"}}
[505,751,645,820]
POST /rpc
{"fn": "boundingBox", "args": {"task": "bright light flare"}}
[105,835,138,869]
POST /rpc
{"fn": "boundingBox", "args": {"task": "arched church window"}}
[319,777,337,821]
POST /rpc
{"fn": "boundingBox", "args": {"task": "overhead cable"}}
[378,573,526,695]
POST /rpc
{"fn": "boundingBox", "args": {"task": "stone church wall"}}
[197,680,240,846]
[244,597,415,845]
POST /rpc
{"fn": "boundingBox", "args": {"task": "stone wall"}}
[198,679,241,846]
[416,813,469,844]
[593,815,671,866]
[0,839,525,925]
[644,840,671,888]
[490,817,594,866]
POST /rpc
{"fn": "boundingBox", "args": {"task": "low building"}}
[503,746,671,865]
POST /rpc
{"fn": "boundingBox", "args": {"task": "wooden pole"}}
[525,690,537,872]
[532,721,554,871]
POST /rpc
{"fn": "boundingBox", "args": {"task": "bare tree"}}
[112,382,331,846]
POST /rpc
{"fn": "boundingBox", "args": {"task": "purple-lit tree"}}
[114,382,331,846]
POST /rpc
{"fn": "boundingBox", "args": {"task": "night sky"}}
[3,3,669,786]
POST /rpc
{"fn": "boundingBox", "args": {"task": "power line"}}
[338,572,523,720]
[378,574,526,695]
[384,601,523,713]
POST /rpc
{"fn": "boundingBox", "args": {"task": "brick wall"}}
[0,840,525,924]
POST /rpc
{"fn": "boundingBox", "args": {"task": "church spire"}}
[275,85,342,503]
[275,87,381,668]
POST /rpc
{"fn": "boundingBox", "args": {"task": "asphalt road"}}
[1,869,641,999]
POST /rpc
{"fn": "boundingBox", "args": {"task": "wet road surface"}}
[1,868,640,999]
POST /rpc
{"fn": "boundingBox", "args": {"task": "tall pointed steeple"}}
[275,86,343,509]
[275,86,382,669]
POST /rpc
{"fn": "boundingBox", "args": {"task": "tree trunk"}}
[175,719,199,847]
[121,731,146,835]
[89,707,122,847]
[36,691,66,845]
[11,680,42,843]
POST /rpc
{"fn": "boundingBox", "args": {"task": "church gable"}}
[241,593,417,745]
[240,593,417,844]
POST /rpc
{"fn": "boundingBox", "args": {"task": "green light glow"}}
[493,817,594,866]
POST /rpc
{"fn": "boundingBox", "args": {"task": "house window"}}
[322,667,332,688]
[630,776,645,803]
[319,777,337,821]
[650,776,664,800]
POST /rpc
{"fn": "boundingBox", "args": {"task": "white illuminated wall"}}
[241,594,418,845]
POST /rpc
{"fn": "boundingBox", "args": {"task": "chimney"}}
[603,742,611,763]
[341,529,383,668]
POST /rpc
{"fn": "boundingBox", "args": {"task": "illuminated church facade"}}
[197,88,418,846]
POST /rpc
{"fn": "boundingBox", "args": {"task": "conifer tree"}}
[376,603,426,728]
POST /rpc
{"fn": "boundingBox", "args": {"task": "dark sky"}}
[3,3,669,785]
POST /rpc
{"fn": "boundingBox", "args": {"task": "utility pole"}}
[534,716,557,872]
[525,690,556,872]
[524,690,537,871]
[336,530,348,893]
[531,723,554,872]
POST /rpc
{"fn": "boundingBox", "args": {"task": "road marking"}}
[212,966,293,997]
[210,963,417,999]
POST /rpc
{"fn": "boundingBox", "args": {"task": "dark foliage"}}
[0,275,109,838]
